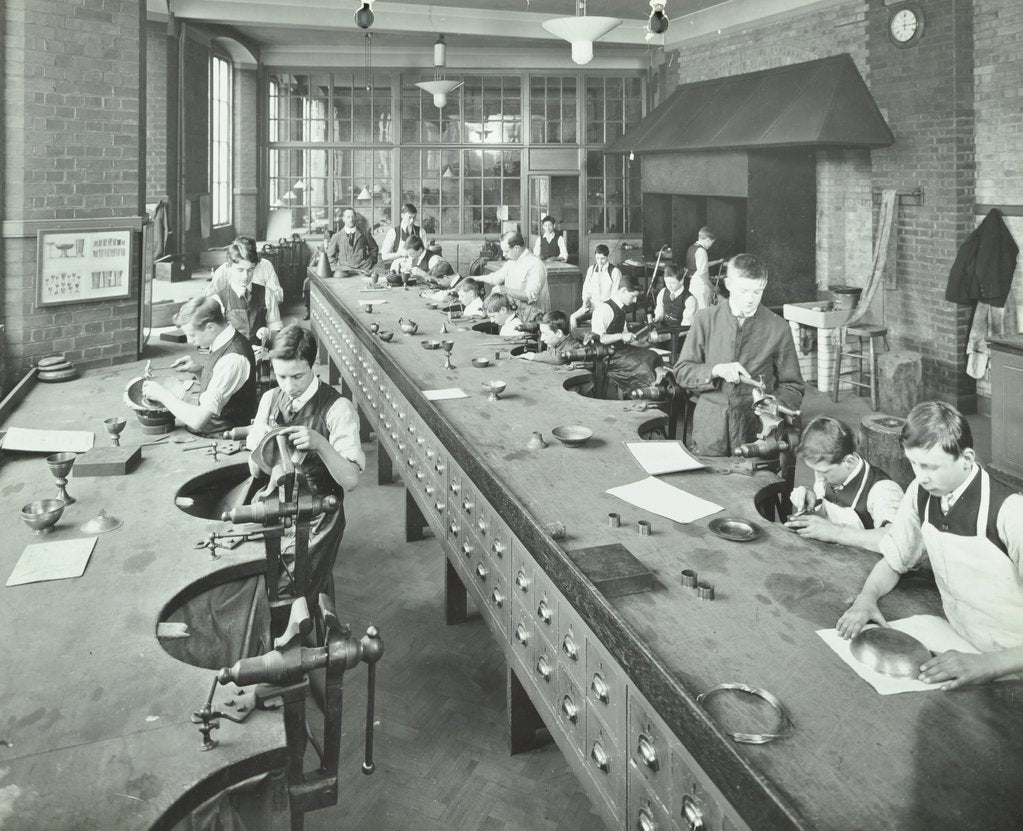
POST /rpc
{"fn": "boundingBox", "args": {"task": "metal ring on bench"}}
[696,682,793,745]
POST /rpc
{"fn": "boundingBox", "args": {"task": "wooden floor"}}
[305,438,603,831]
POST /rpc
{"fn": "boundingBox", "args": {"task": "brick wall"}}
[672,0,873,298]
[672,0,983,407]
[1,0,143,387]
[232,67,260,237]
[867,0,975,407]
[973,0,1023,400]
[146,19,169,204]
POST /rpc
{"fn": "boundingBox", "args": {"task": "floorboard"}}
[304,438,603,831]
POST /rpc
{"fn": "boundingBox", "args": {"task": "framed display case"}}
[37,227,135,307]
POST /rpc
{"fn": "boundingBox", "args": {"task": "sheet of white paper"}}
[816,615,981,695]
[606,476,722,524]
[423,388,469,401]
[624,441,706,475]
[1,426,94,454]
[6,537,97,586]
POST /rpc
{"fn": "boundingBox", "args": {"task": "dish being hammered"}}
[708,516,762,542]
[850,627,932,679]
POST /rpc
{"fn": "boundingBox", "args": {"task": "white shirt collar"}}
[285,376,321,413]
[231,282,252,298]
[942,462,979,510]
[834,456,864,491]
[211,325,237,351]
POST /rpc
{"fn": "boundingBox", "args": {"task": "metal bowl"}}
[551,425,593,448]
[850,627,932,679]
[708,517,762,542]
[472,357,491,368]
[422,340,441,350]
[21,498,65,535]
[377,330,395,342]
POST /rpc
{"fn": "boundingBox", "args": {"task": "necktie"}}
[243,288,251,304]
[940,493,953,515]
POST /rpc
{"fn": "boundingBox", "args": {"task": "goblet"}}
[441,339,455,370]
[45,452,77,505]
[104,416,127,447]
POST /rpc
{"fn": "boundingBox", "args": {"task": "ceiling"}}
[154,0,842,68]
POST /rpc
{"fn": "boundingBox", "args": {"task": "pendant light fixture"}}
[355,0,374,30]
[541,0,621,66]
[415,34,463,109]
[648,1,669,35]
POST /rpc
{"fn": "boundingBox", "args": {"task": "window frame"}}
[209,51,233,228]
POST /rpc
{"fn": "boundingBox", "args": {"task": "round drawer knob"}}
[491,588,504,609]
[681,796,705,831]
[514,623,529,646]
[590,740,610,774]
[515,569,529,591]
[561,695,578,723]
[536,655,552,682]
[562,634,578,661]
[475,562,487,581]
[638,733,659,771]
[537,600,552,625]
[638,806,656,831]
[591,673,609,704]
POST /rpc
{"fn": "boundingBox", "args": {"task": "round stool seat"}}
[846,324,888,338]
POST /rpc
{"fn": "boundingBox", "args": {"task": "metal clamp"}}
[696,682,792,745]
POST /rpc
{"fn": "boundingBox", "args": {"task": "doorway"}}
[528,174,579,262]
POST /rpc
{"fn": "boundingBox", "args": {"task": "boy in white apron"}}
[837,402,1023,689]
[786,416,903,551]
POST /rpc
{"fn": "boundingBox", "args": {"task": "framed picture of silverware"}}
[37,228,135,306]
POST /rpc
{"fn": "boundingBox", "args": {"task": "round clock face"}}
[890,8,920,44]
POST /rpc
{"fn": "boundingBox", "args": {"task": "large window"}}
[210,54,233,227]
[265,70,642,241]
[530,76,577,143]
[267,73,393,238]
[586,151,641,235]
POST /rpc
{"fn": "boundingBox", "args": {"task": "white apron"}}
[921,467,1023,653]
[820,464,874,530]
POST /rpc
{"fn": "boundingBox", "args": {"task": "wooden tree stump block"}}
[859,414,915,490]
[878,350,922,417]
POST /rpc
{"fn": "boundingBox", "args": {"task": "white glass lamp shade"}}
[541,16,622,65]
[415,79,464,109]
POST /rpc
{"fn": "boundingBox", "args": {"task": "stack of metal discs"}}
[36,354,78,382]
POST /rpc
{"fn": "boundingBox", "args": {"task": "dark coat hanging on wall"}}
[945,209,1019,307]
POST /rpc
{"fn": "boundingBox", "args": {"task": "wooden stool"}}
[832,324,889,410]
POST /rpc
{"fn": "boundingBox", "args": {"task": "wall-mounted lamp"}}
[355,1,375,30]
[648,1,669,35]
[541,0,621,65]
[415,34,463,108]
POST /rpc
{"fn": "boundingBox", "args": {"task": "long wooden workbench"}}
[311,272,1023,831]
[0,364,285,830]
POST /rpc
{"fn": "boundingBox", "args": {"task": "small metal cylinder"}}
[697,582,715,601]
[681,569,698,589]
[638,520,651,536]
[545,521,566,540]
[608,512,621,528]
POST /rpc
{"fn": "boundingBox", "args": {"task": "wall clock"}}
[889,3,923,47]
